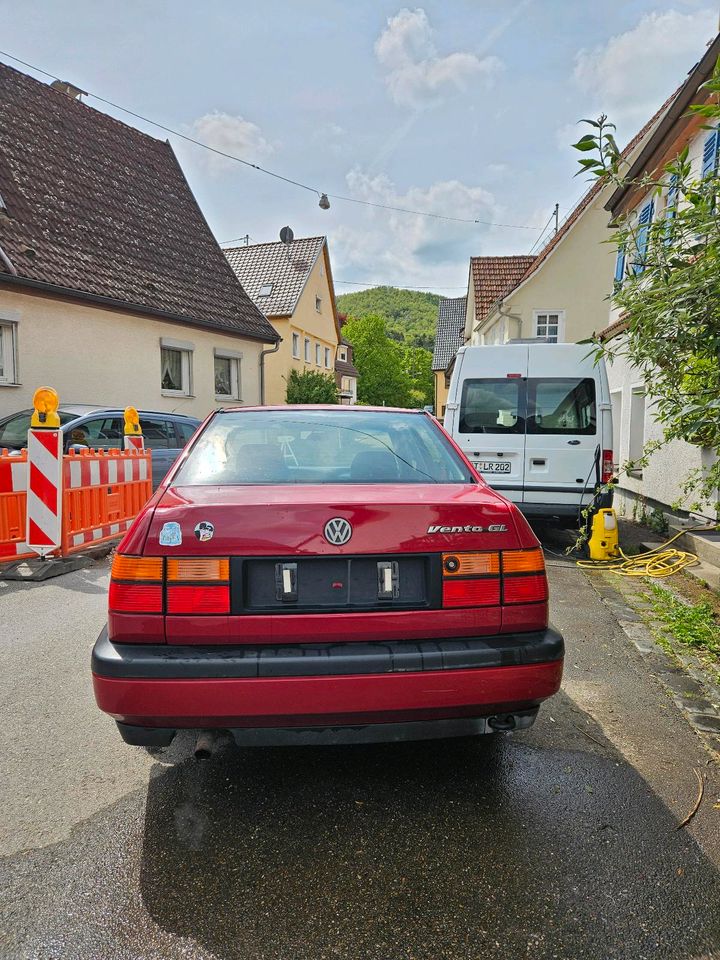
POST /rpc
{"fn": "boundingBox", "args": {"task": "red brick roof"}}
[0,62,278,342]
[470,255,535,324]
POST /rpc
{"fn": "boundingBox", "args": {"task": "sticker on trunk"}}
[159,522,182,546]
[194,521,215,542]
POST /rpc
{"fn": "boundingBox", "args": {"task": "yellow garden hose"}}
[576,526,717,578]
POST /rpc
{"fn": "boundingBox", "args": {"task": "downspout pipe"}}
[0,244,18,276]
[259,339,281,405]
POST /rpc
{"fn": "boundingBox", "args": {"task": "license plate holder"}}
[473,460,511,474]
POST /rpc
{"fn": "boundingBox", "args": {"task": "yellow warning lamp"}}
[124,406,142,436]
[30,386,61,428]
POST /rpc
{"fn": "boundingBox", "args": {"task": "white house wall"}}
[0,287,265,419]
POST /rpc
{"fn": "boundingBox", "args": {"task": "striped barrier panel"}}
[61,448,152,556]
[26,428,63,557]
[0,449,35,563]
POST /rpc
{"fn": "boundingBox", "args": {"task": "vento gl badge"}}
[194,521,215,542]
[324,517,352,546]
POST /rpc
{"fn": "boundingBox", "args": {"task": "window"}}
[325,347,331,368]
[258,283,273,297]
[315,295,322,313]
[527,379,596,435]
[0,321,18,384]
[304,338,311,362]
[176,421,197,445]
[628,388,646,476]
[460,379,522,434]
[292,332,300,359]
[71,417,124,450]
[0,410,76,448]
[174,409,473,486]
[701,127,719,179]
[316,343,322,366]
[338,347,347,362]
[341,376,352,392]
[631,200,654,275]
[161,339,193,396]
[613,245,626,288]
[214,351,242,400]
[140,416,176,450]
[534,311,563,342]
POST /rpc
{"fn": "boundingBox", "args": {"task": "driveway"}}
[1,555,719,959]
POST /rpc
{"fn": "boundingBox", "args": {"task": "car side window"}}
[70,417,124,450]
[175,421,196,445]
[140,417,176,450]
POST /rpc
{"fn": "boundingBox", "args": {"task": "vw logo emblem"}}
[324,517,352,546]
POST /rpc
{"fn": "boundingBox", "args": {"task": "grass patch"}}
[646,582,720,659]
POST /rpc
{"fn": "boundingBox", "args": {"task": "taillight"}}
[109,554,230,615]
[441,548,547,608]
[602,449,614,484]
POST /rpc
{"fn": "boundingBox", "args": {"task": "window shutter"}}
[664,175,678,245]
[701,129,718,178]
[613,245,626,285]
[632,200,654,274]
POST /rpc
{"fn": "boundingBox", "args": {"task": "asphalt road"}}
[1,550,719,960]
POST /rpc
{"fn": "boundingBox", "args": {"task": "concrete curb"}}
[586,570,720,759]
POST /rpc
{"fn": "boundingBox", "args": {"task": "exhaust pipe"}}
[194,730,218,760]
[487,714,517,732]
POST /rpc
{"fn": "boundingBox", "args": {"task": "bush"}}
[285,369,339,404]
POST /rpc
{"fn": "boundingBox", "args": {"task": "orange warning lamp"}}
[30,386,61,428]
[124,406,142,436]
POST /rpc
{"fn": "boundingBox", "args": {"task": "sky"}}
[1,1,718,294]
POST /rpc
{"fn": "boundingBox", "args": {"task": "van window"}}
[459,380,523,434]
[528,379,596,435]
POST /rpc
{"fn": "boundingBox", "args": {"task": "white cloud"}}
[189,111,273,175]
[573,8,716,129]
[331,169,501,290]
[375,7,503,109]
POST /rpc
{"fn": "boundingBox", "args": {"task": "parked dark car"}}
[0,405,201,489]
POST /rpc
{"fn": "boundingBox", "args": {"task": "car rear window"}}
[173,410,473,485]
[459,378,596,436]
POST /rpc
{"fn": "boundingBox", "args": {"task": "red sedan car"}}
[92,406,563,748]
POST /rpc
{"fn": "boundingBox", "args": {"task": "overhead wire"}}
[0,47,544,231]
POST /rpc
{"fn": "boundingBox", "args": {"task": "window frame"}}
[292,332,300,359]
[0,319,19,385]
[315,343,322,366]
[533,310,564,343]
[338,347,347,362]
[324,347,331,368]
[214,348,243,402]
[315,295,322,313]
[160,338,194,397]
[304,337,311,363]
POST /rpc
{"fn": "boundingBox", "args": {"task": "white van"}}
[444,342,613,522]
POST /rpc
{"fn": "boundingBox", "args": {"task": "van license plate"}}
[473,460,511,474]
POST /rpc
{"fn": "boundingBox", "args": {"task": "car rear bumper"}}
[92,627,563,744]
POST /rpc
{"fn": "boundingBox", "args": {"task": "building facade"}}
[431,296,466,417]
[602,34,720,518]
[225,236,350,405]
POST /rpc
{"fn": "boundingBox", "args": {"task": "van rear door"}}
[523,348,598,511]
[450,345,528,506]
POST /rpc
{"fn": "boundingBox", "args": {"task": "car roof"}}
[59,406,200,420]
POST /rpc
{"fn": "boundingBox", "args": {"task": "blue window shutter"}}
[701,128,718,178]
[614,245,625,285]
[632,200,654,274]
[664,174,678,245]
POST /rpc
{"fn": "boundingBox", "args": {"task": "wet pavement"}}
[1,551,719,959]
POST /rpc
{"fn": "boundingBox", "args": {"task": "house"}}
[0,63,278,420]
[335,335,359,404]
[463,98,676,350]
[602,34,720,519]
[431,296,466,416]
[225,236,348,405]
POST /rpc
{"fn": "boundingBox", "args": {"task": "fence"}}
[0,446,152,564]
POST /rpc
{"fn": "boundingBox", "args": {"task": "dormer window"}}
[338,347,347,362]
[258,283,273,297]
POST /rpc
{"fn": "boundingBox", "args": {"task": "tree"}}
[342,314,412,407]
[572,71,720,512]
[401,344,434,408]
[336,286,441,350]
[285,369,338,404]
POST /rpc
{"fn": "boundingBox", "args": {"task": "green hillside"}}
[336,286,441,350]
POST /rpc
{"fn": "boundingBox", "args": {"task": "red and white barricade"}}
[26,427,63,557]
[0,449,34,563]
